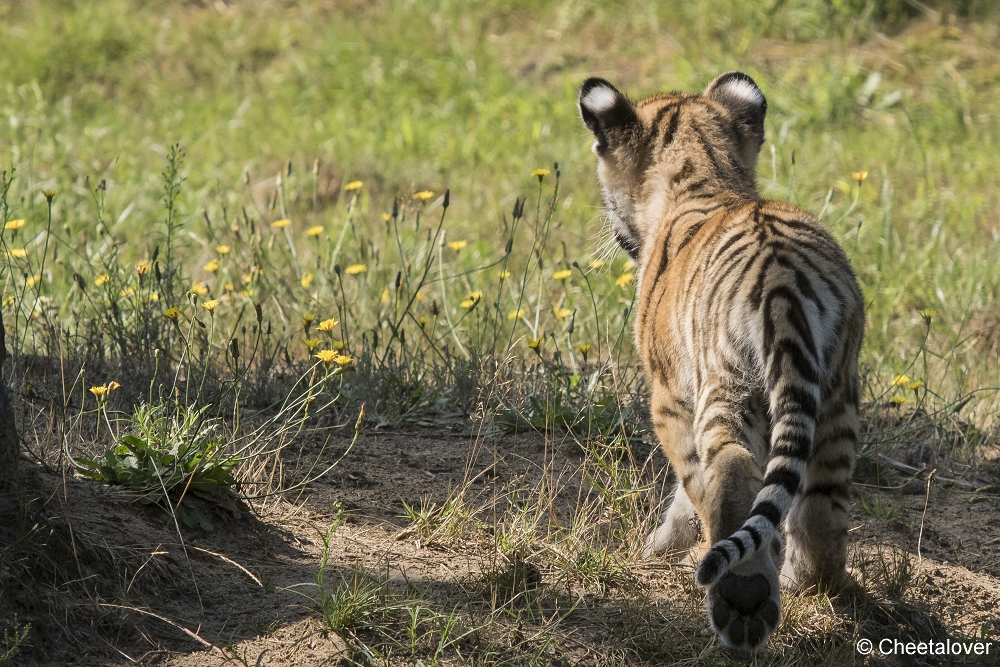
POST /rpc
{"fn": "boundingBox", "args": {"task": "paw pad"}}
[708,572,780,651]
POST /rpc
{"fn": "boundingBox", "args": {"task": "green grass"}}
[3,1,1000,419]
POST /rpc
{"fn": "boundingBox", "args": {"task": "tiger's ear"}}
[578,78,638,152]
[705,71,767,164]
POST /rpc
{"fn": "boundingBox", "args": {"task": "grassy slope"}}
[1,1,1000,411]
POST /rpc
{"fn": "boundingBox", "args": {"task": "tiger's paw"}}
[706,559,781,651]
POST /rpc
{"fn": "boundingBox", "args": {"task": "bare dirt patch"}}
[3,418,1000,666]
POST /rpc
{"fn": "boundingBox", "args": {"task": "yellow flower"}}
[306,225,324,237]
[413,190,434,201]
[191,283,209,296]
[554,307,572,319]
[459,299,477,308]
[615,273,634,286]
[526,336,542,350]
[95,274,110,286]
[163,307,180,321]
[215,244,231,255]
[2,296,14,306]
[589,259,605,269]
[332,340,346,350]
[271,218,291,229]
[907,380,924,391]
[25,274,41,288]
[345,264,367,275]
[42,189,57,202]
[890,395,907,406]
[381,288,390,303]
[920,309,936,322]
[576,343,592,357]
[315,349,339,364]
[89,385,109,399]
[136,260,150,278]
[345,180,364,191]
[224,283,234,292]
[508,309,525,320]
[120,287,135,298]
[381,213,391,222]
[447,240,468,251]
[108,381,121,392]
[201,299,219,312]
[552,269,572,280]
[302,313,317,328]
[318,318,339,333]
[203,260,220,273]
[623,259,636,270]
[418,316,430,326]
[334,354,352,366]
[4,219,25,230]
[301,272,314,288]
[532,168,551,178]
[8,249,27,258]
[852,171,868,184]
[891,374,911,387]
[469,291,483,301]
[304,338,321,352]
[146,292,160,303]
[497,270,511,279]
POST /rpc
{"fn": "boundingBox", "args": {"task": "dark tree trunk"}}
[0,308,18,491]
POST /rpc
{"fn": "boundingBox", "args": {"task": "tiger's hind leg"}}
[644,482,700,558]
[781,384,859,594]
[645,393,701,558]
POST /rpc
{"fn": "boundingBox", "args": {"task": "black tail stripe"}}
[775,384,819,419]
[730,536,746,558]
[763,468,801,495]
[750,500,782,526]
[744,525,763,548]
[768,342,821,386]
[711,544,731,560]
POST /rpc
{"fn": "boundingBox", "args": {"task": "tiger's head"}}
[578,72,766,262]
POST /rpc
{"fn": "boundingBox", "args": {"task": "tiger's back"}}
[579,72,864,651]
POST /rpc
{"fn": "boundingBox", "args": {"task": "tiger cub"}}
[578,72,864,651]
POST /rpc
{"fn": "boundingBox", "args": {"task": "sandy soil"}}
[3,421,1000,667]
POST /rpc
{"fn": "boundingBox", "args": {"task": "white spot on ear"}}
[582,85,617,114]
[719,78,763,107]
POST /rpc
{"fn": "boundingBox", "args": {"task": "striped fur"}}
[579,72,864,650]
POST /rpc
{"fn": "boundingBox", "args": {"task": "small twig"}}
[98,603,224,655]
[917,468,937,563]
[188,545,262,587]
[877,454,986,491]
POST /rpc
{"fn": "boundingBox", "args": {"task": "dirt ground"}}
[2,419,1000,667]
